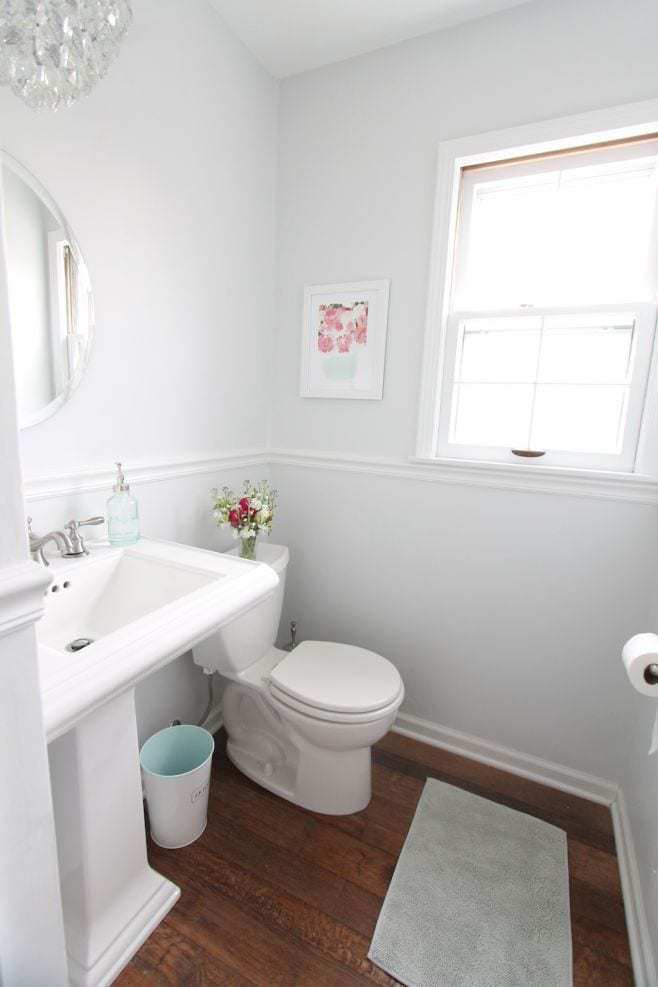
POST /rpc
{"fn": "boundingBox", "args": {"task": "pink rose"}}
[318,333,334,353]
[337,333,352,353]
[239,497,250,516]
[228,509,240,527]
[322,307,341,329]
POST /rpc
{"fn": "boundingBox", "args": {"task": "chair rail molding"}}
[269,447,658,505]
[23,447,658,505]
[23,448,270,502]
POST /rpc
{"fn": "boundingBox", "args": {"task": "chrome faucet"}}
[27,517,74,567]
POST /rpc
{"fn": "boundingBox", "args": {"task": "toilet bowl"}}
[193,543,404,814]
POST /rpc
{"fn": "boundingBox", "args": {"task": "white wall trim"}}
[393,711,618,804]
[392,710,655,987]
[23,446,658,506]
[0,560,51,637]
[23,449,270,502]
[270,447,658,504]
[611,790,656,987]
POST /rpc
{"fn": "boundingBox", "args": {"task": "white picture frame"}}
[300,279,390,399]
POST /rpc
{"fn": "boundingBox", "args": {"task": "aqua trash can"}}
[140,724,214,849]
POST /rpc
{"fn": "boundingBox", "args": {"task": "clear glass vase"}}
[240,534,257,560]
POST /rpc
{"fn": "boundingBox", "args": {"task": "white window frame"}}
[416,97,658,482]
[438,304,655,471]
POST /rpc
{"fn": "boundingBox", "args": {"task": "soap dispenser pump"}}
[107,462,140,546]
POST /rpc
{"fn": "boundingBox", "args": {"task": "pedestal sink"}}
[36,538,278,987]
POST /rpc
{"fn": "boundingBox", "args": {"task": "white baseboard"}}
[393,711,618,804]
[392,711,655,987]
[611,791,656,987]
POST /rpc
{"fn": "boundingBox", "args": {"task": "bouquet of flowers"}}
[212,479,276,560]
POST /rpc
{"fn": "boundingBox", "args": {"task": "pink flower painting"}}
[317,301,368,356]
[302,280,388,398]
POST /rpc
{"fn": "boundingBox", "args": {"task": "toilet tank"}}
[193,542,289,675]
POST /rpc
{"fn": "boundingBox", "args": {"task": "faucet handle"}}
[64,517,105,556]
[65,516,104,532]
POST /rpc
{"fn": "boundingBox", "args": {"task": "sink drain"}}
[66,637,95,652]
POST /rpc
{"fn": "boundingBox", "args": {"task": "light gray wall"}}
[272,0,658,954]
[11,0,278,734]
[14,0,277,477]
[273,463,658,780]
[274,0,658,459]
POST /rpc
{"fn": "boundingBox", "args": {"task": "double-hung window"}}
[422,122,658,474]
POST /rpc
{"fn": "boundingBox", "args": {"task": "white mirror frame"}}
[1,150,94,430]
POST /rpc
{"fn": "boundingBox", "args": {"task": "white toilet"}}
[193,543,404,815]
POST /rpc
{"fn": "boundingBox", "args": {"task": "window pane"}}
[451,383,533,448]
[530,384,627,453]
[458,155,658,308]
[460,176,557,308]
[458,317,541,381]
[539,314,635,383]
[555,163,656,304]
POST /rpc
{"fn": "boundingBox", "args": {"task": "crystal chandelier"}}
[0,1,132,111]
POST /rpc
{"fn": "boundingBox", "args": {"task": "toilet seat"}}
[268,680,404,724]
[268,640,403,720]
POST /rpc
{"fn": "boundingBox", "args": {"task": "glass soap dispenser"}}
[107,462,140,546]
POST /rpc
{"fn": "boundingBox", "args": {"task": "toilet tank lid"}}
[226,542,289,574]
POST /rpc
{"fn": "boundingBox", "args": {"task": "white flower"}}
[251,498,262,511]
[232,529,239,539]
[239,527,253,539]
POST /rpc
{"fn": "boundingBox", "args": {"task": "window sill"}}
[410,455,658,504]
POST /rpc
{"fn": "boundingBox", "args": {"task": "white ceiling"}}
[209,0,535,78]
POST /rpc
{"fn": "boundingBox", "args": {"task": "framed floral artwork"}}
[300,280,390,399]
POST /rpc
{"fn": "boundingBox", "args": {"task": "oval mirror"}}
[2,153,93,429]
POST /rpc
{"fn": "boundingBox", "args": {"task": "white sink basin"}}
[38,537,279,740]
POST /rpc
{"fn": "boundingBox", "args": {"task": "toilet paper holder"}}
[622,633,658,696]
[645,663,658,685]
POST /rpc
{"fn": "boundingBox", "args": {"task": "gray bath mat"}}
[369,778,572,986]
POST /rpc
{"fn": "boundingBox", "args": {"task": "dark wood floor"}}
[118,730,633,986]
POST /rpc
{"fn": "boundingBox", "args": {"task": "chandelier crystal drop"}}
[0,1,132,110]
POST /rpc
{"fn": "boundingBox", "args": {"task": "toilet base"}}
[226,735,371,815]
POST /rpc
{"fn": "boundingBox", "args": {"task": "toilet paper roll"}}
[622,633,658,697]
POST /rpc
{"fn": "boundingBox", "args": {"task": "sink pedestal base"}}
[48,689,179,986]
